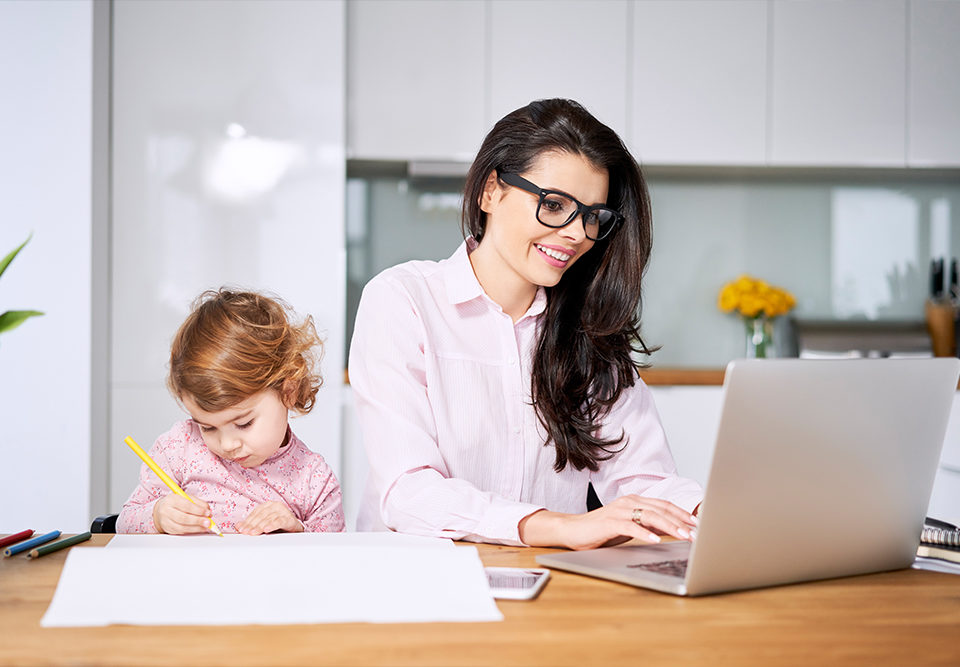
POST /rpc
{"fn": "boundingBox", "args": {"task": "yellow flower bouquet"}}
[718,275,796,358]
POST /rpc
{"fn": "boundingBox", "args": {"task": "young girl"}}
[118,289,344,535]
[349,99,701,549]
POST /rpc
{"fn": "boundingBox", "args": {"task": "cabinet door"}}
[489,0,628,135]
[770,0,907,166]
[347,0,486,161]
[649,387,724,487]
[631,0,767,165]
[908,0,960,166]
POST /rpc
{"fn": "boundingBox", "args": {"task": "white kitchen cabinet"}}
[347,0,486,161]
[649,386,723,486]
[769,0,907,166]
[929,382,960,525]
[928,469,960,526]
[346,0,958,168]
[488,0,628,134]
[908,0,960,167]
[631,0,768,165]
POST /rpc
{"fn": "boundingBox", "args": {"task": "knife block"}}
[925,299,957,357]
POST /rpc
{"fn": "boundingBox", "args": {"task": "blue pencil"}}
[3,530,60,557]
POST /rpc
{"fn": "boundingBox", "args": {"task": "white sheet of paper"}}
[105,532,454,550]
[913,556,960,575]
[41,545,501,626]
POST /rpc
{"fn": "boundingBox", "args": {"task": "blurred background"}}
[2,0,959,531]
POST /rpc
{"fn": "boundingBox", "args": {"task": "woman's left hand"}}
[519,494,698,550]
[236,502,304,535]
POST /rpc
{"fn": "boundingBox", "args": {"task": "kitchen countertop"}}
[348,366,959,388]
[640,365,960,390]
[638,368,725,385]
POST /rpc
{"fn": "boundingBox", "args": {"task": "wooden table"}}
[1,534,958,666]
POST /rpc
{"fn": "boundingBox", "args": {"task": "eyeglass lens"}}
[537,193,617,241]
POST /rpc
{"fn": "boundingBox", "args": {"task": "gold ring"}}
[631,508,644,525]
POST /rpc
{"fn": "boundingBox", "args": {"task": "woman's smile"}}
[534,242,575,267]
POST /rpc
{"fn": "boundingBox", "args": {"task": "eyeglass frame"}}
[496,170,623,241]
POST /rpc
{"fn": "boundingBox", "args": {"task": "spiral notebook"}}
[917,518,960,564]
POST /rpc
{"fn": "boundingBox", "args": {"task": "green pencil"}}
[26,532,92,559]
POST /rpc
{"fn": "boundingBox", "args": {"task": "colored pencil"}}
[27,531,92,559]
[0,530,34,550]
[4,530,61,557]
[124,435,224,536]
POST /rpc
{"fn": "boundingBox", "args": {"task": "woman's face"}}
[478,150,608,291]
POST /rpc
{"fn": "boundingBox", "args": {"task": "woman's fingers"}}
[621,495,698,526]
[616,495,698,541]
[633,509,693,541]
[624,495,698,525]
[619,517,663,544]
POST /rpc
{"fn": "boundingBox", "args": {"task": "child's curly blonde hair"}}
[168,289,323,415]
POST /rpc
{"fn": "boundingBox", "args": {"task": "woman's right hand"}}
[152,494,214,535]
[518,495,699,551]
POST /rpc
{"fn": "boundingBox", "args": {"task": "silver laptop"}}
[537,358,960,596]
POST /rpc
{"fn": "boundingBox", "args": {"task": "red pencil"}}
[0,530,34,550]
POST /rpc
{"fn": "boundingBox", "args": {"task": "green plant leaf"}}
[0,310,44,333]
[0,233,32,280]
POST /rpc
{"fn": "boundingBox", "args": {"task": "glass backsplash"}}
[346,168,960,367]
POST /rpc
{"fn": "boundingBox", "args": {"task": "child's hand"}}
[152,494,215,535]
[236,502,303,535]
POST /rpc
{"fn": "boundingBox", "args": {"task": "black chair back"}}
[90,514,118,534]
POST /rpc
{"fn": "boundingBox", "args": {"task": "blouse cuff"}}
[476,502,546,546]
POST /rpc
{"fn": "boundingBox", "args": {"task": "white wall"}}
[0,0,347,530]
[0,1,96,532]
[109,0,346,511]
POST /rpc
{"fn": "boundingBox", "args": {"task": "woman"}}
[349,99,702,549]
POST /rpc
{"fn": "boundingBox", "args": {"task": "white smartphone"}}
[484,567,551,600]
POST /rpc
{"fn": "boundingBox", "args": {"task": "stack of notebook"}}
[917,517,960,565]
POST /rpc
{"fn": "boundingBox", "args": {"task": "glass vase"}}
[745,315,774,359]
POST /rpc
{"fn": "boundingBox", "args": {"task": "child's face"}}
[182,389,290,468]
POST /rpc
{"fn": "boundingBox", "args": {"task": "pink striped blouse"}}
[349,239,703,546]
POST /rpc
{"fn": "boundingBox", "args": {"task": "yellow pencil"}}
[124,436,224,537]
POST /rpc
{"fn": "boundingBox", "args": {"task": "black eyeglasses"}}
[498,171,623,241]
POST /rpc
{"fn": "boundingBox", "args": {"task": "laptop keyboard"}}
[627,559,688,578]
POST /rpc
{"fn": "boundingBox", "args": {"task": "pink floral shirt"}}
[117,420,344,533]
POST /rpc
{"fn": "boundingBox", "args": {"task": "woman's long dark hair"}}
[462,99,655,473]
